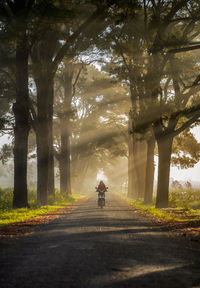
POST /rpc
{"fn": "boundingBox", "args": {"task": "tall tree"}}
[134,1,200,207]
[0,0,37,207]
[30,1,108,204]
[54,60,81,195]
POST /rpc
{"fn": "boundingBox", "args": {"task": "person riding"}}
[97,180,107,192]
[96,180,108,206]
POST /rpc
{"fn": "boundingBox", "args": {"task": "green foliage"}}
[0,187,83,226]
[169,189,200,209]
[125,197,177,221]
[0,187,81,211]
[123,195,200,222]
[0,187,13,211]
[172,129,200,169]
[0,206,65,227]
[0,144,13,164]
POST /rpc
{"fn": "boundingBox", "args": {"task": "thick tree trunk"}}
[13,40,29,208]
[156,136,173,208]
[58,65,73,195]
[47,78,55,197]
[132,137,147,199]
[35,74,54,205]
[128,135,139,199]
[144,137,155,204]
[128,136,133,198]
[137,140,147,199]
[59,117,71,195]
[36,127,49,205]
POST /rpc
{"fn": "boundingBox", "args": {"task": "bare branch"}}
[72,64,84,97]
[168,44,200,54]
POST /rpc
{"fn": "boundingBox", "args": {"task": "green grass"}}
[0,205,64,226]
[0,187,84,227]
[122,196,200,222]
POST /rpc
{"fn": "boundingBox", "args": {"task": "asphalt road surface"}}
[1,193,200,288]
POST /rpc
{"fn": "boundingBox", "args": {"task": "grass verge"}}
[0,193,83,227]
[121,195,200,222]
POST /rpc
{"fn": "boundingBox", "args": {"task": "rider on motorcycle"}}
[96,180,108,206]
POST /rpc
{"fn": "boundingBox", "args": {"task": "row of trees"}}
[0,0,112,207]
[1,0,200,208]
[101,0,200,207]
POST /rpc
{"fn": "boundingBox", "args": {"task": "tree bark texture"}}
[58,64,74,195]
[128,134,139,198]
[144,137,155,204]
[156,136,173,208]
[59,117,71,195]
[13,40,30,208]
[47,77,55,197]
[133,136,147,199]
[128,135,133,198]
[35,73,54,205]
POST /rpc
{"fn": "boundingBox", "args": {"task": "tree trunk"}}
[35,74,54,205]
[156,136,173,208]
[132,136,147,199]
[58,64,74,195]
[47,77,55,197]
[128,135,133,198]
[36,126,48,205]
[144,137,155,204]
[13,40,29,208]
[59,117,71,195]
[136,140,147,199]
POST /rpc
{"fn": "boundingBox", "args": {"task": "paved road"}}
[0,193,200,288]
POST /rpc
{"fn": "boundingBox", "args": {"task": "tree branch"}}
[168,44,200,54]
[72,64,83,97]
[53,6,105,72]
[172,113,200,138]
[29,100,38,133]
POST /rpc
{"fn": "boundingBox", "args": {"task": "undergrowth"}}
[0,187,83,226]
[123,194,200,222]
[169,189,200,209]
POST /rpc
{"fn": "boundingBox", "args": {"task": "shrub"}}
[0,187,13,211]
[0,187,77,211]
[169,189,200,208]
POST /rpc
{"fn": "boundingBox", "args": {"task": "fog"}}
[0,1,200,209]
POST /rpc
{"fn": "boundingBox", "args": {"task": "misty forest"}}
[1,1,200,287]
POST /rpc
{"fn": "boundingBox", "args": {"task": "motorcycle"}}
[96,186,108,208]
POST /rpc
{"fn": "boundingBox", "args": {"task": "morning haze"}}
[0,1,200,287]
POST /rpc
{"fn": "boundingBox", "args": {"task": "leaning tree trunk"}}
[144,137,155,204]
[13,39,30,208]
[156,136,173,208]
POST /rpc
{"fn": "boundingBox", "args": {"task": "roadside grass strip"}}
[123,196,200,222]
[0,194,83,227]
